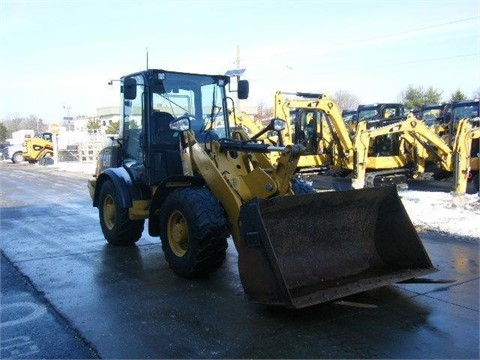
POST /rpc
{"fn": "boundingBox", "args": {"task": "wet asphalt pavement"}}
[0,161,478,359]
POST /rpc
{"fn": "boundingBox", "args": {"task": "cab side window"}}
[124,76,144,160]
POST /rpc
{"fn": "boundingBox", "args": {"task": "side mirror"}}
[123,77,137,100]
[237,80,249,100]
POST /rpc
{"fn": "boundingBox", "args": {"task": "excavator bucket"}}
[237,186,436,308]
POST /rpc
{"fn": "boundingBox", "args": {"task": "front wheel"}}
[471,173,479,193]
[159,187,228,278]
[98,180,144,246]
[38,152,54,166]
[12,151,24,163]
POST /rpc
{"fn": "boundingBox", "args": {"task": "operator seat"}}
[150,111,183,182]
[150,111,179,147]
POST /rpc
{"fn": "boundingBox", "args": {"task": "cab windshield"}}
[452,103,479,123]
[151,72,229,138]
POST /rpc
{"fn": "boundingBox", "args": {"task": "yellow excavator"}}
[408,99,479,194]
[88,69,436,309]
[271,92,479,195]
[272,91,413,189]
[355,116,479,195]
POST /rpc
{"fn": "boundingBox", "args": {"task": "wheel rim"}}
[103,194,116,230]
[13,153,23,162]
[167,210,188,257]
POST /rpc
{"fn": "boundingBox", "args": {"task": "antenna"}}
[146,48,149,70]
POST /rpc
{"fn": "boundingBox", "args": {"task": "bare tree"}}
[331,90,360,111]
[1,114,48,137]
[472,88,480,99]
[256,101,273,121]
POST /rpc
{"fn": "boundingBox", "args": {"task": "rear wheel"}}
[159,187,228,278]
[98,180,144,246]
[12,151,24,163]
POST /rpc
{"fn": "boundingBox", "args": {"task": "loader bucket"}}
[237,186,437,308]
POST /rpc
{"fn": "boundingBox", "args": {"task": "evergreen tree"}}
[106,121,120,134]
[87,118,101,130]
[399,85,443,109]
[0,122,8,141]
[450,89,466,102]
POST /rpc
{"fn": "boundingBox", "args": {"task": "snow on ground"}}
[50,161,480,240]
[54,161,97,176]
[398,190,479,239]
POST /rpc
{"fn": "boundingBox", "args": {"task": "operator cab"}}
[444,99,479,153]
[357,103,405,157]
[290,109,323,155]
[357,103,404,129]
[420,103,448,127]
[120,69,248,186]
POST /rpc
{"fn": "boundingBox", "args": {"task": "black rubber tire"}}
[472,174,479,193]
[291,179,316,194]
[38,152,54,166]
[98,180,144,246]
[12,151,24,163]
[159,187,228,278]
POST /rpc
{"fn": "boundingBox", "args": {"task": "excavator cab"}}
[291,110,322,155]
[357,103,405,157]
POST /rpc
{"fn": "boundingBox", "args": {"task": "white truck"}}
[3,130,35,162]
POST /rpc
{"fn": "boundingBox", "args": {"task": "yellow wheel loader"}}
[88,69,436,308]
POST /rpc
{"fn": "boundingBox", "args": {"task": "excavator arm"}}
[274,91,355,154]
[451,120,480,194]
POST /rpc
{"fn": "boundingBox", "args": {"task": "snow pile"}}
[398,190,479,239]
[52,161,479,240]
[54,162,96,176]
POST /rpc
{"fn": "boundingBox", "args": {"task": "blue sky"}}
[0,0,479,122]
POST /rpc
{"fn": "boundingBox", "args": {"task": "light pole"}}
[63,105,72,131]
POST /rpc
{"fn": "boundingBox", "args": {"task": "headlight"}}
[272,118,286,131]
[170,118,190,131]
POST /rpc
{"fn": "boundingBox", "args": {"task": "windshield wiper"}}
[160,94,190,116]
[202,87,221,133]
